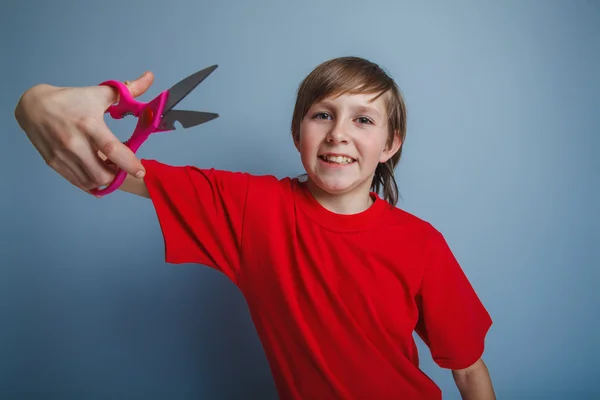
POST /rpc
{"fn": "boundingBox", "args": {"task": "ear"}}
[293,133,301,152]
[379,131,402,163]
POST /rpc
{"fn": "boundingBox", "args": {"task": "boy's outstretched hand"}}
[14,71,154,194]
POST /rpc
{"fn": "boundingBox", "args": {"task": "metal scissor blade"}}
[162,65,218,115]
[159,110,219,130]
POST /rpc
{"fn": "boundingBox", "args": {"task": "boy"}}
[15,56,495,399]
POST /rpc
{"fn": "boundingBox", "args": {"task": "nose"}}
[326,120,349,144]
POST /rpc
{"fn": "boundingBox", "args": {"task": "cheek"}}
[295,135,312,164]
[358,137,387,162]
[298,125,320,153]
[372,134,393,162]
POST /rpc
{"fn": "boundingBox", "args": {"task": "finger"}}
[60,153,95,188]
[85,119,146,179]
[100,71,155,109]
[76,142,120,188]
[58,134,116,189]
[102,157,119,173]
[47,137,95,188]
[77,156,117,190]
[125,71,154,98]
[52,158,93,194]
[96,150,118,172]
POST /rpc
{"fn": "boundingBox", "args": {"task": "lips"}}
[318,153,356,165]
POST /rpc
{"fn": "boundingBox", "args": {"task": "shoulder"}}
[214,170,300,210]
[244,171,297,196]
[378,203,458,262]
[143,158,290,190]
[381,203,440,239]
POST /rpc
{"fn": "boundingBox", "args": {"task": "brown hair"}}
[291,56,407,206]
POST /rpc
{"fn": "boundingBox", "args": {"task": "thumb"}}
[124,71,155,98]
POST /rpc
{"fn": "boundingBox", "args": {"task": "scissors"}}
[89,64,219,196]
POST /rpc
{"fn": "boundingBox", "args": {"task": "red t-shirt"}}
[141,159,492,399]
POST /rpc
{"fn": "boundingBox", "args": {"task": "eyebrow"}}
[315,101,383,119]
[355,105,382,119]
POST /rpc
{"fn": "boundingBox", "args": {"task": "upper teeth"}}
[323,155,354,164]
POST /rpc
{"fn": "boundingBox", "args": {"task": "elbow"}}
[451,357,485,382]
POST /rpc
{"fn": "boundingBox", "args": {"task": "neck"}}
[306,179,374,215]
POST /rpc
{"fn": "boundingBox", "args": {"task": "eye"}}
[356,116,374,125]
[313,112,332,120]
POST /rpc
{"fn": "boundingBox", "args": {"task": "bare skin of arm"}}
[120,174,149,198]
[95,151,149,198]
[451,358,496,400]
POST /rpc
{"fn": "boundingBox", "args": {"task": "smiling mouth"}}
[319,154,356,165]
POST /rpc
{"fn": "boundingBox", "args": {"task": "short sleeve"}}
[414,228,493,370]
[141,159,250,285]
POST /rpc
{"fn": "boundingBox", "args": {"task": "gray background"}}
[1,0,598,398]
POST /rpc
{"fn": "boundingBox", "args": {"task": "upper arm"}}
[414,228,493,370]
[139,159,252,284]
[452,357,484,375]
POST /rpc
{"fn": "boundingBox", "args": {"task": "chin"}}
[310,175,362,195]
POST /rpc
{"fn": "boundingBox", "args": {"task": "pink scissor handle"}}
[89,80,169,197]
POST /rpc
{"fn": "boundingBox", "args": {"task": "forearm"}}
[120,174,150,198]
[97,151,150,198]
[452,359,496,400]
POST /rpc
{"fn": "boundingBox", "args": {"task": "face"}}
[295,92,401,199]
